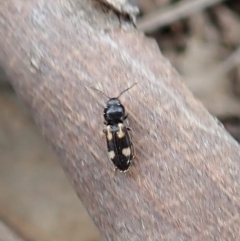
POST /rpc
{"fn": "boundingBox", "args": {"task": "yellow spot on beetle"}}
[107,126,113,140]
[109,150,115,159]
[117,123,125,138]
[122,147,131,157]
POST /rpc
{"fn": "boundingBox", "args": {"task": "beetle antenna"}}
[116,82,138,98]
[86,85,111,99]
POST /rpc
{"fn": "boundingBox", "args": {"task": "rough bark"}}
[1,0,240,240]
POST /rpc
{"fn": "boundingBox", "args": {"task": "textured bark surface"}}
[1,0,240,241]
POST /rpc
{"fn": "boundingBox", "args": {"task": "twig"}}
[211,47,240,80]
[137,0,227,32]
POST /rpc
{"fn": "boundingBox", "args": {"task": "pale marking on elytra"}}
[122,147,131,157]
[117,123,125,138]
[109,150,115,159]
[107,126,113,140]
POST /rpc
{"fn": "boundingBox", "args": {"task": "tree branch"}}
[0,220,26,241]
[1,0,240,240]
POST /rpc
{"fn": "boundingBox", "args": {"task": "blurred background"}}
[0,0,240,240]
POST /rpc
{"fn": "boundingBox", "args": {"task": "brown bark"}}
[0,220,26,241]
[1,0,240,240]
